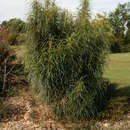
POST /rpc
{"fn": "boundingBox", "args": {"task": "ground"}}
[0,86,65,130]
[0,50,130,130]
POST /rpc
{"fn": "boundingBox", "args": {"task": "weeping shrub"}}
[23,0,113,120]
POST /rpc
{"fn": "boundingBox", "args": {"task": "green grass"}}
[100,53,130,120]
[105,52,130,87]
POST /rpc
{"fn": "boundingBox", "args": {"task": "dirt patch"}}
[0,87,130,130]
[0,104,26,122]
[0,87,64,130]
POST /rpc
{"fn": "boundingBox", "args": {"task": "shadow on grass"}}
[98,84,130,121]
[116,85,130,97]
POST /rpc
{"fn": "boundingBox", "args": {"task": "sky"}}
[0,0,130,22]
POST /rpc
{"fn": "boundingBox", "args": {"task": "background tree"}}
[124,13,130,51]
[7,18,25,33]
[109,2,130,53]
[1,18,26,45]
[1,21,8,27]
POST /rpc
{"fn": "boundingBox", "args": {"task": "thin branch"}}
[6,65,16,76]
[2,58,7,93]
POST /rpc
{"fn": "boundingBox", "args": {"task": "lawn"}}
[101,53,130,121]
[105,52,130,88]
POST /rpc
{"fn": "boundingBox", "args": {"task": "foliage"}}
[0,26,9,44]
[0,41,25,97]
[108,2,130,53]
[23,0,113,120]
[8,32,18,45]
[1,18,26,45]
[0,42,10,95]
[0,27,10,95]
[2,18,26,33]
[16,33,26,44]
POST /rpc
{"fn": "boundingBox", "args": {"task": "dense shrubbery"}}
[23,0,113,120]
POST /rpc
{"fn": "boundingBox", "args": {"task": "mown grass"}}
[100,53,130,120]
[105,52,130,87]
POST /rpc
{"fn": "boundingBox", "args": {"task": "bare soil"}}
[0,86,130,130]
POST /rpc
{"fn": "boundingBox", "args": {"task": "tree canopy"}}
[109,2,130,52]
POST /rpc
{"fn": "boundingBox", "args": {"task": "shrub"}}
[0,42,10,95]
[8,32,18,45]
[23,0,113,120]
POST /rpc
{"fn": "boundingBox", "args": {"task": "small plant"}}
[23,0,113,120]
